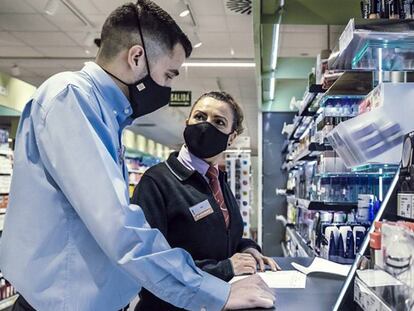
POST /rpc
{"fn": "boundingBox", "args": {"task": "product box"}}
[398,193,414,219]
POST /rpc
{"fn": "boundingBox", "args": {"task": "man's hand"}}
[242,248,281,272]
[229,253,257,275]
[224,274,276,310]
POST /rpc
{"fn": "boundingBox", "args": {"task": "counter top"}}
[245,257,345,311]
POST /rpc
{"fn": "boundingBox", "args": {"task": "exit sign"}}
[169,91,191,107]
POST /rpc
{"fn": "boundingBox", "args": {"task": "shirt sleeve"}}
[237,238,262,253]
[32,85,230,311]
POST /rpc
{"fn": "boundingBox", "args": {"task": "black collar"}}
[165,152,227,183]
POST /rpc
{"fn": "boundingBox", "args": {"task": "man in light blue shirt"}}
[0,1,275,310]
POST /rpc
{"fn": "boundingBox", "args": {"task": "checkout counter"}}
[249,257,346,311]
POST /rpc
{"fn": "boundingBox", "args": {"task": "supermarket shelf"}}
[329,19,414,71]
[0,295,18,310]
[285,226,315,257]
[317,171,396,178]
[287,118,303,142]
[292,198,357,212]
[352,163,399,173]
[281,140,289,154]
[298,84,325,117]
[291,143,333,165]
[354,275,404,311]
[317,71,372,108]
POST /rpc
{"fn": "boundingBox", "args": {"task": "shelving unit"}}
[280,18,408,269]
[225,151,252,238]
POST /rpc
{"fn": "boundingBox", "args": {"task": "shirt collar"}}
[81,62,133,126]
[177,145,211,177]
[166,150,223,183]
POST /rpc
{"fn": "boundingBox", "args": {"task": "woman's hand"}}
[229,253,257,275]
[242,248,281,272]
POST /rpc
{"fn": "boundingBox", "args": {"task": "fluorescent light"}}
[269,77,275,100]
[192,32,202,48]
[182,62,255,68]
[230,48,235,56]
[177,0,190,17]
[271,23,280,70]
[179,9,190,17]
[44,0,59,15]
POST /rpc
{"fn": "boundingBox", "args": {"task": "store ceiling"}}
[0,0,258,153]
[258,0,361,112]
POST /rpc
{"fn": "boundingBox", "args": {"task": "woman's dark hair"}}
[190,91,244,135]
[99,1,192,62]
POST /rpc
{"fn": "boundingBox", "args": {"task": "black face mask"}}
[184,122,232,159]
[103,8,171,119]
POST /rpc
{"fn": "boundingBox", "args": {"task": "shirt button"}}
[113,110,118,115]
[124,108,130,114]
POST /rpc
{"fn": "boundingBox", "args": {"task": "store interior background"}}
[0,0,361,256]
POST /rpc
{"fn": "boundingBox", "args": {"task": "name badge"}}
[189,200,214,222]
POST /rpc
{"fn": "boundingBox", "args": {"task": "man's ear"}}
[127,45,145,69]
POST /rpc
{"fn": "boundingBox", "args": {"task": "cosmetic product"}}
[345,230,356,259]
[328,231,337,260]
[337,233,345,258]
[369,0,381,17]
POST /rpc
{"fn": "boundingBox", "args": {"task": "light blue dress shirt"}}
[0,62,230,311]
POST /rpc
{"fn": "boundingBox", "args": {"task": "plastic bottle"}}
[370,221,383,269]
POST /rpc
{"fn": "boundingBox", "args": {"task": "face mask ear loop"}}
[134,3,151,76]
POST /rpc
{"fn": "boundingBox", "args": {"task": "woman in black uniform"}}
[131,91,279,311]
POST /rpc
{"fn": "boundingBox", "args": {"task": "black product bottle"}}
[389,0,401,18]
[369,0,380,18]
[381,0,390,17]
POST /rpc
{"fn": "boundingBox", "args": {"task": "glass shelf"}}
[317,171,396,179]
[329,19,414,71]
[318,95,365,108]
[352,164,400,173]
[294,198,357,212]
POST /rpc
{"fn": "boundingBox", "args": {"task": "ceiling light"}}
[11,64,20,77]
[269,77,275,101]
[182,62,255,68]
[177,0,190,17]
[192,32,202,48]
[271,23,280,70]
[44,0,59,15]
[85,49,91,55]
[230,48,235,56]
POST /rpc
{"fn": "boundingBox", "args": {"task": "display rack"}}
[314,18,414,311]
[280,19,408,268]
[225,151,252,238]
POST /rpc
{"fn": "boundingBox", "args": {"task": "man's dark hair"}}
[190,91,244,135]
[98,1,192,63]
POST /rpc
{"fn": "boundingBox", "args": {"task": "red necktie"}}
[206,166,230,228]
